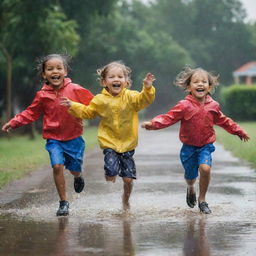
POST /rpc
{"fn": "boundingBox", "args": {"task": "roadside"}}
[0,126,256,256]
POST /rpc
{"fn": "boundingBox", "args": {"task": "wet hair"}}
[174,66,219,94]
[96,61,132,88]
[36,53,72,79]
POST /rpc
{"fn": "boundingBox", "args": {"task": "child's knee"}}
[53,164,64,174]
[105,175,116,183]
[123,177,133,184]
[199,164,211,175]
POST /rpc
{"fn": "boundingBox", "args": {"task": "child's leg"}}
[180,144,198,208]
[198,164,211,202]
[119,150,136,210]
[62,137,85,193]
[103,149,120,183]
[197,144,215,214]
[186,178,196,193]
[53,164,66,201]
[197,143,215,203]
[122,177,133,210]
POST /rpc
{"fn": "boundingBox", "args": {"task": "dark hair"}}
[174,66,219,94]
[96,61,132,88]
[36,54,72,79]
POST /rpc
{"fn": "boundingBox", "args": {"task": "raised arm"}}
[143,73,155,89]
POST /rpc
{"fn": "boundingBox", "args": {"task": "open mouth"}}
[112,83,121,88]
[51,75,61,81]
[196,88,205,92]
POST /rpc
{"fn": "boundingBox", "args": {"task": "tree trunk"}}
[0,44,12,122]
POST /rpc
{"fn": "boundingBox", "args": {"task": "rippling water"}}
[1,127,256,256]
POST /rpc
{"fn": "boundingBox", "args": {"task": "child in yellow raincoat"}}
[60,61,155,210]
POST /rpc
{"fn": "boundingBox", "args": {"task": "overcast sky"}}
[240,0,256,22]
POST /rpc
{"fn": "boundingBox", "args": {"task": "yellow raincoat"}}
[69,86,155,153]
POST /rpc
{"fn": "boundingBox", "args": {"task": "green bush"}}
[221,85,256,121]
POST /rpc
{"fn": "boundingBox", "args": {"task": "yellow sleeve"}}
[68,101,98,119]
[131,85,156,111]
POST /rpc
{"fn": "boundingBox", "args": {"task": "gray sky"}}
[239,0,256,22]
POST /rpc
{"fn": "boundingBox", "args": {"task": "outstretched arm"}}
[141,101,184,130]
[215,109,250,142]
[2,93,42,132]
[60,97,97,119]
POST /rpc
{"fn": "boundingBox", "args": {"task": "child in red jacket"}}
[2,54,94,216]
[142,66,249,214]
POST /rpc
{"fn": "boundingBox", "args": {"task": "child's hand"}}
[2,123,12,132]
[60,97,72,107]
[143,73,155,89]
[239,132,250,142]
[141,121,153,130]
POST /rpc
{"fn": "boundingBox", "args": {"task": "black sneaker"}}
[186,188,196,208]
[198,201,211,214]
[74,176,85,193]
[56,200,69,216]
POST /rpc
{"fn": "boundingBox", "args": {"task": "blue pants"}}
[180,143,215,180]
[45,136,85,172]
[103,148,136,179]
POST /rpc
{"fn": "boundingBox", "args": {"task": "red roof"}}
[233,61,256,77]
[234,61,256,72]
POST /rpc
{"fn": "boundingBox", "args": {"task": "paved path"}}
[0,126,256,256]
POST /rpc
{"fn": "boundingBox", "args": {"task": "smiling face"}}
[187,70,211,103]
[42,58,67,89]
[102,66,128,96]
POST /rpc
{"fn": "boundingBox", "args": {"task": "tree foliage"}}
[1,0,256,128]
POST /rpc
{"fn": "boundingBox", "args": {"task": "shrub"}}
[221,84,256,121]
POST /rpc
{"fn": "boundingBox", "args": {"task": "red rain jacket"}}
[150,94,247,147]
[9,78,93,141]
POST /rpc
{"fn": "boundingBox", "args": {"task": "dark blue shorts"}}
[45,136,85,172]
[103,149,136,179]
[180,143,215,180]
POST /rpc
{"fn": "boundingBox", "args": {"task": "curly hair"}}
[96,61,132,88]
[174,66,219,94]
[35,53,72,79]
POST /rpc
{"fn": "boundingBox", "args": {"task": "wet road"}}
[0,126,256,256]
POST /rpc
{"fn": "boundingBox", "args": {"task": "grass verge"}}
[0,127,97,188]
[216,122,256,168]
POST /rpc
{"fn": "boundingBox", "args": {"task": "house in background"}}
[233,61,256,85]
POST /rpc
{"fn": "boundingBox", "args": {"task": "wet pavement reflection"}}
[0,126,256,255]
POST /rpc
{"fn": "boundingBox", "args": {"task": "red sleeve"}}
[214,107,247,137]
[9,92,42,129]
[73,87,94,106]
[150,101,184,130]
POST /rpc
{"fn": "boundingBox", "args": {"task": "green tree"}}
[0,0,79,127]
[140,0,254,84]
